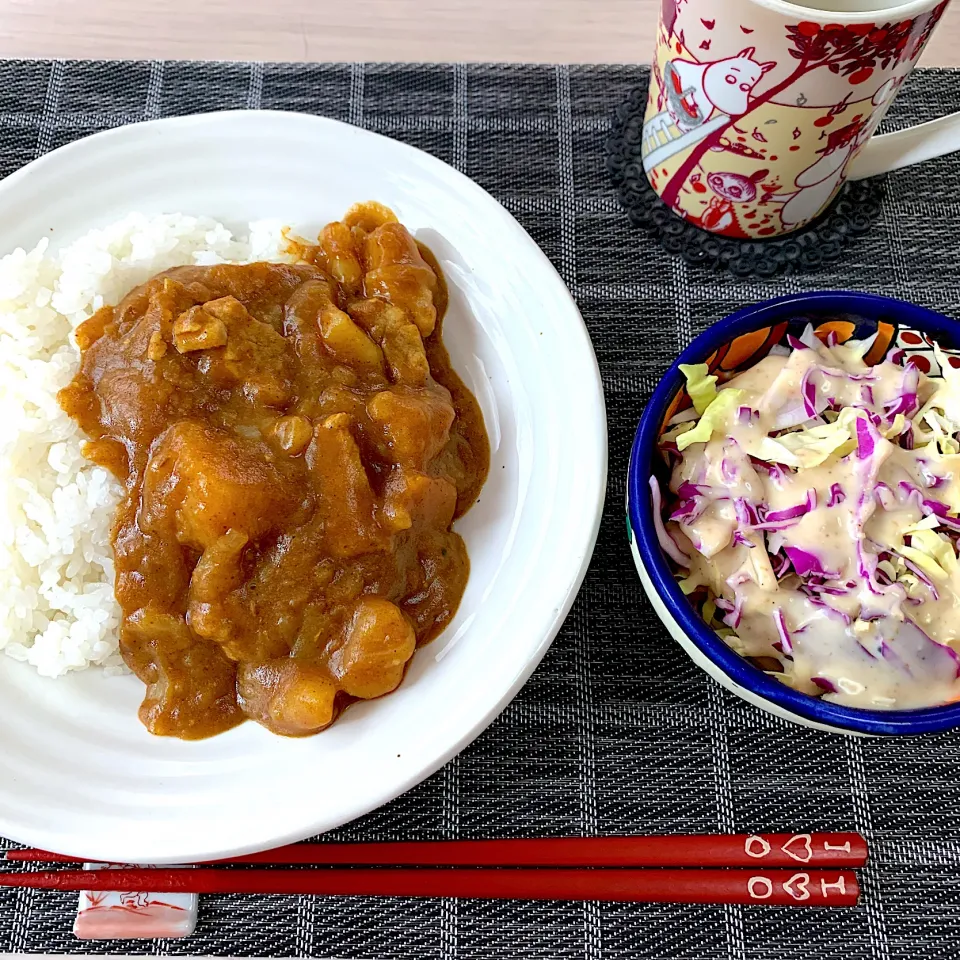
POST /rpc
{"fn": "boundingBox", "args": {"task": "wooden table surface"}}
[1,0,960,64]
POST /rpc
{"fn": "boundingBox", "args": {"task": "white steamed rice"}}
[0,213,293,677]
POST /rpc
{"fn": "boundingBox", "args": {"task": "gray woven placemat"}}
[0,59,958,960]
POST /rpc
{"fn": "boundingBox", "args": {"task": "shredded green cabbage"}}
[899,528,958,581]
[748,407,862,468]
[676,388,743,452]
[903,516,941,535]
[679,363,718,416]
[677,576,700,595]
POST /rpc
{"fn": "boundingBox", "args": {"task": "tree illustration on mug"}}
[657,1,949,212]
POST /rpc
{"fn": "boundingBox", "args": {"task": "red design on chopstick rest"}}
[73,862,197,940]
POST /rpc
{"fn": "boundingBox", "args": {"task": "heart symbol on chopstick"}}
[783,873,812,901]
[780,834,813,863]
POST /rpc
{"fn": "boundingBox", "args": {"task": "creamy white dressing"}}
[662,331,960,710]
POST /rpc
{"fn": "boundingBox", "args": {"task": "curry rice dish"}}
[4,203,489,740]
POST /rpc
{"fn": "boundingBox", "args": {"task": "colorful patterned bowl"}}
[626,291,960,737]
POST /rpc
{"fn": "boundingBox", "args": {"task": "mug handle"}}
[849,111,960,180]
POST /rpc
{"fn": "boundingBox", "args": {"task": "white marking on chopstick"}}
[823,840,853,854]
[745,835,772,859]
[781,833,814,863]
[821,875,849,897]
[783,873,812,901]
[747,876,774,899]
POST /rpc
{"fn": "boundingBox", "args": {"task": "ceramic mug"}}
[643,0,959,237]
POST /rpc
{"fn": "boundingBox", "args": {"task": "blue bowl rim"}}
[628,290,960,736]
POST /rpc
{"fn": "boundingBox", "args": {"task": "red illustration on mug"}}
[641,0,951,238]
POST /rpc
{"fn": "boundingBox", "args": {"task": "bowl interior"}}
[628,291,960,736]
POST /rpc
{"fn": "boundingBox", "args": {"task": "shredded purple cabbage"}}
[801,368,821,420]
[773,608,792,656]
[649,475,690,567]
[886,347,906,365]
[902,558,939,600]
[656,326,960,709]
[783,545,837,579]
[765,489,817,524]
[855,416,877,460]
[733,497,759,527]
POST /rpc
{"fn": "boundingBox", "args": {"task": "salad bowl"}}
[628,291,960,737]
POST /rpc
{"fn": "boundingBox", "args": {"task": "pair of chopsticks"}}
[2,833,867,907]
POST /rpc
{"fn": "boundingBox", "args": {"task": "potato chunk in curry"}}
[59,203,489,740]
[333,597,418,700]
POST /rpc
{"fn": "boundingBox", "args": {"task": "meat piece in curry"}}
[58,203,489,740]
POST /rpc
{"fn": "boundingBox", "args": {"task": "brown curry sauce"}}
[58,203,489,740]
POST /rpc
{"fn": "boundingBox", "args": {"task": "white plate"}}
[0,111,607,863]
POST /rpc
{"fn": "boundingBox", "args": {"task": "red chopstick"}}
[6,833,867,868]
[0,867,860,906]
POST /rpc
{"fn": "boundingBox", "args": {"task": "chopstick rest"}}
[73,863,197,940]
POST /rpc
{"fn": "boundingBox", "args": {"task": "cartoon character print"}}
[767,77,905,231]
[642,47,776,172]
[863,74,905,139]
[695,195,736,233]
[668,48,776,130]
[766,115,868,229]
[661,0,681,39]
[707,169,768,203]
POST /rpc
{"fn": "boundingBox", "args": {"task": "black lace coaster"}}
[605,85,887,278]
